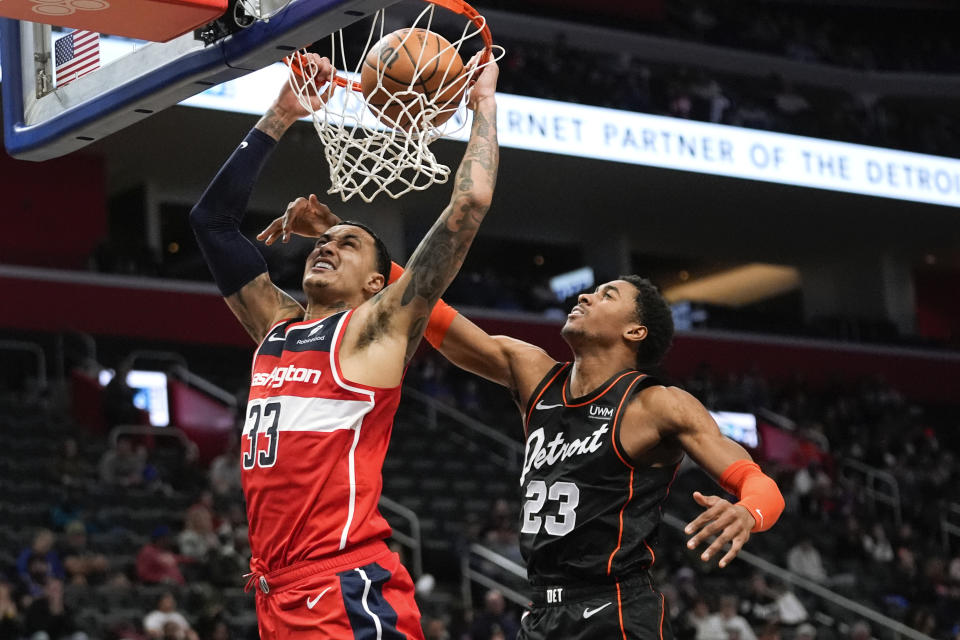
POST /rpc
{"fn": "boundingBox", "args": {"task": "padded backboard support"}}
[0,0,228,43]
[2,0,395,161]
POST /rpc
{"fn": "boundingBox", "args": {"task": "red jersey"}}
[242,309,401,573]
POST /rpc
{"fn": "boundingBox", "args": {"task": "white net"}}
[284,3,503,203]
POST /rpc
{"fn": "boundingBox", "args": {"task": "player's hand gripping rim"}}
[276,52,337,122]
[256,194,342,245]
[464,50,498,110]
[684,491,756,568]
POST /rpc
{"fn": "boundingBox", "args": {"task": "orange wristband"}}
[388,262,459,348]
[719,460,784,533]
[425,300,458,348]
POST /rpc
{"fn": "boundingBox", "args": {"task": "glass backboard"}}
[1,0,396,160]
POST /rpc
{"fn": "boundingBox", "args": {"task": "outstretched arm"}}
[189,53,332,342]
[383,58,501,363]
[337,57,502,387]
[630,386,784,568]
[434,314,556,403]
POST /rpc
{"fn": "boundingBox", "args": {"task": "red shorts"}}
[248,540,425,640]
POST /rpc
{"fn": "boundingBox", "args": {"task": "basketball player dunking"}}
[265,195,784,637]
[189,53,499,639]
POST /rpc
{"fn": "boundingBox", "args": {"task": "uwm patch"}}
[589,404,614,419]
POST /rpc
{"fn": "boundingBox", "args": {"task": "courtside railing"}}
[941,502,960,552]
[659,513,932,640]
[461,543,529,612]
[461,516,935,640]
[838,458,902,526]
[379,494,424,580]
[403,387,525,471]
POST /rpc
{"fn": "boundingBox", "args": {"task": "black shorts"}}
[518,574,672,640]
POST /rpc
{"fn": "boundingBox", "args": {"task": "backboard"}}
[1,0,396,161]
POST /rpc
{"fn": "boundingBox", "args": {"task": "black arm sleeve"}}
[190,128,278,297]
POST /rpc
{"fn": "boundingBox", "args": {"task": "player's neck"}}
[303,300,356,322]
[569,349,635,398]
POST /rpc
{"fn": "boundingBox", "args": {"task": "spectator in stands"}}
[756,621,782,640]
[689,71,731,123]
[208,513,252,589]
[481,499,521,565]
[98,435,146,487]
[849,620,871,640]
[795,623,817,640]
[423,615,451,640]
[192,617,230,640]
[469,590,519,640]
[792,462,831,517]
[189,490,218,524]
[137,526,186,586]
[659,583,687,635]
[57,437,89,487]
[60,520,109,585]
[889,546,922,604]
[833,516,865,572]
[21,577,87,640]
[861,522,894,564]
[786,537,828,583]
[0,578,21,639]
[773,79,811,126]
[143,592,198,640]
[208,437,242,500]
[18,554,52,602]
[687,598,725,640]
[739,574,779,628]
[179,500,220,562]
[770,581,808,627]
[713,595,757,640]
[674,566,700,605]
[17,529,64,590]
[103,364,145,427]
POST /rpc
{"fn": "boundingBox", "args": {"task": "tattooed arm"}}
[338,58,500,386]
[191,53,332,342]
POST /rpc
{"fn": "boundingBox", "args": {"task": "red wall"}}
[0,271,250,345]
[1,268,958,403]
[0,153,107,269]
[169,379,235,463]
[915,268,960,345]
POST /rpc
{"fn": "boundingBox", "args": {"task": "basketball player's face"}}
[302,225,380,302]
[562,280,641,345]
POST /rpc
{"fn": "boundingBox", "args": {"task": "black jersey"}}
[518,363,680,586]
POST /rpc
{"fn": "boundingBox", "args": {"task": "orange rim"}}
[285,0,493,92]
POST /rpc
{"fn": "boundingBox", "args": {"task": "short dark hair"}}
[619,275,674,370]
[337,220,391,284]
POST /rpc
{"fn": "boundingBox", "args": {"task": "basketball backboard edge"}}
[2,0,395,161]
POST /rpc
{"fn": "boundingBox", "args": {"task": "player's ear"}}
[365,271,386,295]
[623,323,647,346]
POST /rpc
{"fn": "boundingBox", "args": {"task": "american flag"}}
[54,30,100,88]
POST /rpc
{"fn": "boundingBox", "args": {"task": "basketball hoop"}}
[284,0,503,203]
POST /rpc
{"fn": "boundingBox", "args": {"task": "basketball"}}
[361,28,467,129]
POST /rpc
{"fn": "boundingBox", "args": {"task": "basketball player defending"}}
[435,282,785,640]
[189,53,499,639]
[264,193,784,637]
